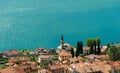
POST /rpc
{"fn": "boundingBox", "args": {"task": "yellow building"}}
[59,52,72,61]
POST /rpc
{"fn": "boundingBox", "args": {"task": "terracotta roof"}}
[31,66,39,70]
[20,65,31,69]
[36,48,46,51]
[110,61,120,70]
[39,55,50,59]
[61,65,70,69]
[85,54,100,60]
[83,47,90,51]
[0,67,25,73]
[115,65,120,70]
[49,65,63,70]
[59,52,72,56]
[71,62,111,73]
[30,62,37,65]
[99,55,109,58]
[8,58,19,63]
[21,61,37,66]
[3,50,19,56]
[69,57,83,62]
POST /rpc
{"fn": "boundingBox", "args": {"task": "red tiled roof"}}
[69,57,83,62]
[61,65,69,68]
[31,66,39,70]
[3,50,19,56]
[59,52,72,56]
[71,63,111,73]
[8,58,19,63]
[30,62,37,65]
[0,67,25,73]
[83,47,90,51]
[110,61,120,70]
[115,65,120,70]
[49,65,63,70]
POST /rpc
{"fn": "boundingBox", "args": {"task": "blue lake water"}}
[0,0,120,51]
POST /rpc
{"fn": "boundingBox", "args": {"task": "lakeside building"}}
[38,55,50,63]
[36,48,48,55]
[3,50,20,58]
[29,51,36,56]
[20,61,39,73]
[59,52,72,61]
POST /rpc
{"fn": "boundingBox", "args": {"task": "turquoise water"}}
[0,0,120,51]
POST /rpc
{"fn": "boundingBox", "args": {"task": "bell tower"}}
[61,34,64,50]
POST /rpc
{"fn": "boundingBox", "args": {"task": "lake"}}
[0,0,120,51]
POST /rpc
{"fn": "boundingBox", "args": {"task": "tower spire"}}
[61,34,64,50]
[61,34,64,41]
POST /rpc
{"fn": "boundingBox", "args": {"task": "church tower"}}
[61,34,64,50]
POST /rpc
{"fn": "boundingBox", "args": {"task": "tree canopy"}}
[86,38,93,47]
[86,38,101,55]
[107,46,120,61]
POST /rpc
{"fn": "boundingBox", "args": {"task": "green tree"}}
[96,38,101,55]
[86,38,92,47]
[107,43,111,48]
[0,64,7,69]
[76,41,80,57]
[107,46,120,61]
[86,38,93,54]
[93,39,97,55]
[105,43,111,54]
[80,41,83,54]
[70,47,74,58]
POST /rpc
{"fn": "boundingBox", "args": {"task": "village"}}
[0,35,120,73]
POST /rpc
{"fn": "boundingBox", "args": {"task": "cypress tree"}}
[90,44,94,54]
[71,47,74,58]
[76,41,80,57]
[93,39,97,55]
[80,41,83,54]
[96,38,101,55]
